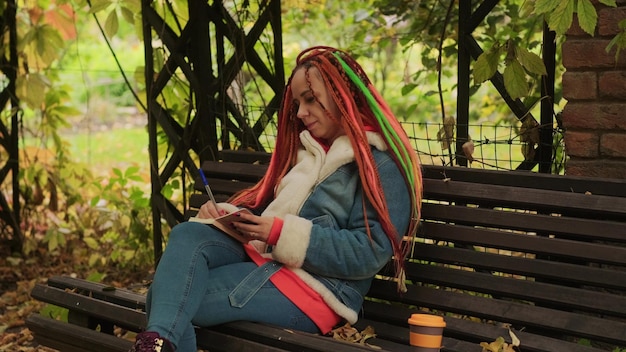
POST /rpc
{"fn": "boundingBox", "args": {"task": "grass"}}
[65,127,149,176]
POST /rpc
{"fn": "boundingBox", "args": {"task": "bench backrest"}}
[369,166,626,352]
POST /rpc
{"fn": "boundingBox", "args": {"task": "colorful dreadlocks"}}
[230,46,422,291]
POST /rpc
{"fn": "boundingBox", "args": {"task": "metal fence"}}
[226,117,566,173]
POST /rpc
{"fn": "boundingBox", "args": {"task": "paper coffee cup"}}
[408,313,446,351]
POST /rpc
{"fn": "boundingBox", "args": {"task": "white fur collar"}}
[262,130,386,219]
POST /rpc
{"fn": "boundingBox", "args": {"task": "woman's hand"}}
[232,212,274,242]
[197,201,226,219]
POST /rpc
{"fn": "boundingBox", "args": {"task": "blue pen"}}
[198,168,218,210]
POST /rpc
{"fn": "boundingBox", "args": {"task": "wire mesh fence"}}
[403,121,566,172]
[222,109,566,173]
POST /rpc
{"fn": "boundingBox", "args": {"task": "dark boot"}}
[129,331,175,352]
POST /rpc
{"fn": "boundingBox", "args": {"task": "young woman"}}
[130,46,422,352]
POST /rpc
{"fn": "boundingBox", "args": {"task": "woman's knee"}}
[167,222,240,253]
[168,222,210,243]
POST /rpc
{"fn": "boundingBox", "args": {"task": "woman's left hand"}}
[232,212,274,242]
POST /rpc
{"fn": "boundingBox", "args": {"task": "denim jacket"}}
[257,130,412,324]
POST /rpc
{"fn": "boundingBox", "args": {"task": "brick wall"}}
[562,3,626,179]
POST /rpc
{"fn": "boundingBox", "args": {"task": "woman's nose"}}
[296,105,308,119]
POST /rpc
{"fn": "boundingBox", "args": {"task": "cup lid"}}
[407,313,446,327]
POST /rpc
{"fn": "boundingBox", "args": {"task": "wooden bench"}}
[27,153,626,352]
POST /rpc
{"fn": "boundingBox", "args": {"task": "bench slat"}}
[193,178,258,196]
[422,202,626,242]
[421,165,626,197]
[411,242,626,291]
[211,321,400,351]
[421,222,626,266]
[406,263,626,317]
[369,281,626,346]
[26,314,132,352]
[46,276,146,310]
[30,284,146,331]
[423,179,626,220]
[218,150,272,164]
[194,326,292,352]
[201,160,267,181]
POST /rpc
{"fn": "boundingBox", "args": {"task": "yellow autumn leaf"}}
[480,336,506,352]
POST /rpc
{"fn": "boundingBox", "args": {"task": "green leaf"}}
[30,25,64,66]
[161,184,174,199]
[88,0,112,13]
[504,60,529,100]
[534,0,559,15]
[104,10,119,37]
[124,166,140,177]
[401,83,417,96]
[16,74,48,108]
[86,272,107,283]
[83,237,99,249]
[47,232,59,252]
[120,6,135,24]
[606,31,626,61]
[89,253,101,267]
[473,46,501,83]
[123,249,135,262]
[122,0,142,13]
[549,0,575,35]
[354,9,370,22]
[577,0,598,36]
[516,46,547,75]
[405,103,417,119]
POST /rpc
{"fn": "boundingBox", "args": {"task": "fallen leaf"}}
[508,328,521,347]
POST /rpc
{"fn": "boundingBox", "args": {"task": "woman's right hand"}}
[197,201,226,219]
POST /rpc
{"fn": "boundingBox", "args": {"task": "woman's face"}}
[290,66,345,144]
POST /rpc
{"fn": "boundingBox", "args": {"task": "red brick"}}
[567,15,591,37]
[601,133,626,157]
[598,7,626,36]
[599,71,626,99]
[562,71,597,100]
[564,131,599,157]
[565,159,626,179]
[562,39,626,69]
[562,102,626,130]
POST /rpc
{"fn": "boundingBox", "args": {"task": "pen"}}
[198,168,218,210]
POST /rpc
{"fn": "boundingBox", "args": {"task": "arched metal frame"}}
[141,0,284,261]
[0,0,22,252]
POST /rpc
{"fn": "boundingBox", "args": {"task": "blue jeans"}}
[145,222,319,352]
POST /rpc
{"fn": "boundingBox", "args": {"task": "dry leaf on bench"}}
[329,323,381,349]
